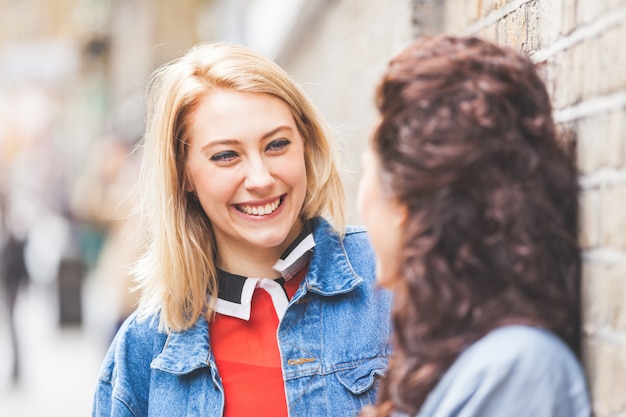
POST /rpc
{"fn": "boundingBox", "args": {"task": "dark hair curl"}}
[363,35,581,417]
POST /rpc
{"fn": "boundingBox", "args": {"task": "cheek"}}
[373,228,403,288]
[185,155,202,191]
[286,153,308,198]
[356,177,371,224]
[188,164,231,210]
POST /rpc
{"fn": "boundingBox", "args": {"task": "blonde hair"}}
[134,42,346,332]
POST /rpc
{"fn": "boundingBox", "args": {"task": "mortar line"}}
[461,0,534,35]
[554,90,626,123]
[531,5,626,63]
[583,248,626,265]
[580,167,626,189]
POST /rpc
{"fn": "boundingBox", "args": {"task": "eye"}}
[210,150,239,163]
[266,139,291,153]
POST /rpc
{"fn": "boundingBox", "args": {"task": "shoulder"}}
[453,325,586,387]
[94,312,167,416]
[460,325,579,373]
[97,311,167,384]
[343,225,373,254]
[310,218,375,274]
[418,325,590,417]
[343,225,376,279]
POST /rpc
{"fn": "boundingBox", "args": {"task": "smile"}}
[236,195,284,216]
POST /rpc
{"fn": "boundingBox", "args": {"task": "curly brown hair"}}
[362,35,581,416]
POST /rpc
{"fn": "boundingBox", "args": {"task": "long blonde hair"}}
[134,42,346,332]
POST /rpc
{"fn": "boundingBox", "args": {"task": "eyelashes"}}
[210,150,238,162]
[208,139,292,164]
[266,138,291,152]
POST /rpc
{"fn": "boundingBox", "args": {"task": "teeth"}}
[238,198,281,216]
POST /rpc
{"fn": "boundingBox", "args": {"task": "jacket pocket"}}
[335,357,388,395]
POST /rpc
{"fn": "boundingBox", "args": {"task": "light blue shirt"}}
[403,325,590,417]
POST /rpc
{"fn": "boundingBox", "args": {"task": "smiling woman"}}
[91,42,393,417]
[185,90,308,273]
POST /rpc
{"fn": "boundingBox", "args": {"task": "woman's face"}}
[186,90,307,263]
[357,146,407,287]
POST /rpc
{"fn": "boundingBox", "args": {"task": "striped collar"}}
[213,223,315,321]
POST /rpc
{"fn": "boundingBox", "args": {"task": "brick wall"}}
[279,0,626,415]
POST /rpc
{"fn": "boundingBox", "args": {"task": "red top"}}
[209,268,306,417]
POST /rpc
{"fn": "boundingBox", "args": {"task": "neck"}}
[216,220,304,279]
[218,247,283,279]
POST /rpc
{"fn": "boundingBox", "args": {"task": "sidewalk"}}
[0,282,110,417]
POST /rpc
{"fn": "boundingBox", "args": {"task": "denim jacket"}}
[92,217,393,417]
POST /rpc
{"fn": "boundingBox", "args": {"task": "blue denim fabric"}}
[92,217,393,417]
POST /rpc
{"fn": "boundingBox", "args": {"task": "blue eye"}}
[266,139,291,152]
[210,150,238,162]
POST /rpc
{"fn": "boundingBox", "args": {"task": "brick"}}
[468,1,482,27]
[579,188,602,248]
[534,0,565,47]
[577,114,611,173]
[444,0,479,31]
[585,339,626,417]
[601,23,626,94]
[525,1,542,50]
[569,43,587,104]
[549,44,587,109]
[605,266,626,330]
[501,5,528,48]
[602,184,626,250]
[482,0,509,15]
[495,12,507,43]
[576,0,608,26]
[475,22,498,41]
[580,262,606,328]
[562,0,578,34]
[548,51,572,109]
[583,338,626,415]
[580,263,626,331]
[607,108,626,168]
[443,0,470,33]
[579,40,600,99]
[610,265,626,330]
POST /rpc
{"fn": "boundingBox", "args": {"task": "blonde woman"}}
[92,42,392,417]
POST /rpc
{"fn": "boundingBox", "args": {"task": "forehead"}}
[188,90,298,145]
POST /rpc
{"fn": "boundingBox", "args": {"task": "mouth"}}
[235,195,285,216]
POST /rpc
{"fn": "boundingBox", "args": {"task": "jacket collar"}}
[303,217,363,295]
[151,216,364,374]
[151,315,211,374]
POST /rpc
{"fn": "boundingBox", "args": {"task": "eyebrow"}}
[200,125,295,152]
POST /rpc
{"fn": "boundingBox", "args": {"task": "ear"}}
[391,200,409,229]
[182,170,194,193]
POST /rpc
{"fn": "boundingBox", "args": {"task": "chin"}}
[249,231,292,249]
[375,265,391,288]
[376,260,403,290]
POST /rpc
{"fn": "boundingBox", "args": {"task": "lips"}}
[235,195,284,216]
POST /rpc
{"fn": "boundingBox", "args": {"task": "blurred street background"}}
[0,0,625,416]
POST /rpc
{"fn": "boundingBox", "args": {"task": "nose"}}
[243,157,275,191]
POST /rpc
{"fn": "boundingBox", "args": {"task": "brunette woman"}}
[358,35,590,417]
